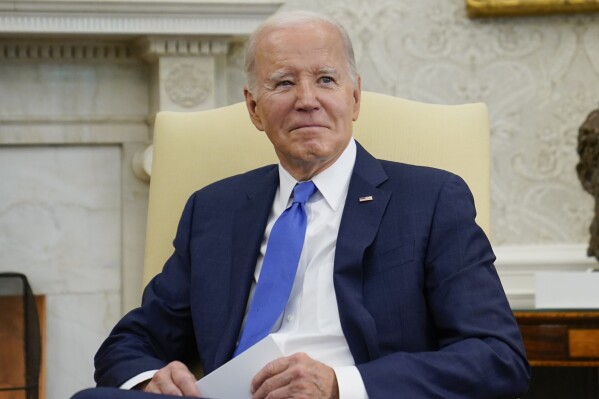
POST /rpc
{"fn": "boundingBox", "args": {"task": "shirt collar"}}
[277,138,356,211]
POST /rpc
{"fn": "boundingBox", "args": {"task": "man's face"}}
[245,22,361,180]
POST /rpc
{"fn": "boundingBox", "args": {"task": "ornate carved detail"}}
[0,40,133,60]
[164,63,213,108]
[132,144,153,182]
[576,106,599,259]
[139,38,229,62]
[0,0,284,35]
[466,0,599,18]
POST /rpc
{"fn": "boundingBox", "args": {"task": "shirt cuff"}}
[333,366,369,399]
[119,370,158,390]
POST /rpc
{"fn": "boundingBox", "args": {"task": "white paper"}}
[534,271,599,309]
[196,336,284,399]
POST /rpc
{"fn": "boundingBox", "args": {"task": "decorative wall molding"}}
[132,144,153,182]
[164,62,213,107]
[138,37,230,61]
[494,243,597,309]
[0,122,149,145]
[0,0,283,35]
[0,0,283,184]
[0,39,134,60]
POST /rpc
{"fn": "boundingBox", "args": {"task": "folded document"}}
[196,336,284,399]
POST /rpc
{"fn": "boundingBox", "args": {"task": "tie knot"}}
[292,181,317,205]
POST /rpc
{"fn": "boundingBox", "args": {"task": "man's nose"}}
[295,81,320,111]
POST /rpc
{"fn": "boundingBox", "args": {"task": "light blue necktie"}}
[234,181,317,356]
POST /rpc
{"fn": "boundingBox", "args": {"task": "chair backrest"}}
[143,91,490,285]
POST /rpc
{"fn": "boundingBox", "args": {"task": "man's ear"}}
[244,87,265,131]
[352,75,362,122]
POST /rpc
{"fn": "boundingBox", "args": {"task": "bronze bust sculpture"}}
[577,106,599,259]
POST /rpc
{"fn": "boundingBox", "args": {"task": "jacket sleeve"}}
[94,195,199,387]
[357,174,530,399]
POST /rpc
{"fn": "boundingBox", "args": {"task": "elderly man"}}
[93,10,530,399]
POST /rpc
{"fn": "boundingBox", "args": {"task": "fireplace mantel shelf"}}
[0,0,284,36]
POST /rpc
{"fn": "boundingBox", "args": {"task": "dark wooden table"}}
[514,310,599,367]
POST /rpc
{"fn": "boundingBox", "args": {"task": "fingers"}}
[251,355,290,394]
[251,353,339,399]
[144,361,200,397]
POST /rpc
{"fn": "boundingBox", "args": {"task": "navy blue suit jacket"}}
[95,143,529,398]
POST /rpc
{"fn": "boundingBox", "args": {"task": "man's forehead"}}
[263,20,335,37]
[256,28,345,68]
[257,21,342,50]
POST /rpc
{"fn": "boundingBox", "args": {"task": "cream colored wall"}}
[225,0,599,245]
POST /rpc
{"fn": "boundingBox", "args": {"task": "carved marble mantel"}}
[0,0,282,35]
[0,2,281,397]
[0,0,283,173]
[0,0,281,118]
[0,0,282,293]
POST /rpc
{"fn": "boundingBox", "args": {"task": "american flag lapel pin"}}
[359,195,374,202]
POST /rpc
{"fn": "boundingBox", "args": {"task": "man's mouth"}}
[291,124,325,131]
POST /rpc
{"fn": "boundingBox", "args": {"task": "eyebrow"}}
[268,70,292,83]
[317,67,339,76]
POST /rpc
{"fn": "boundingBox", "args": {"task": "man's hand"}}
[251,352,339,399]
[142,361,200,397]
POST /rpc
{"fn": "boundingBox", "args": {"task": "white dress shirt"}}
[124,139,368,399]
[249,138,368,399]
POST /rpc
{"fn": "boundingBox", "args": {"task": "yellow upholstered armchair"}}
[143,91,490,285]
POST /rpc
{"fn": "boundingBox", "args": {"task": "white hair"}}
[244,10,358,94]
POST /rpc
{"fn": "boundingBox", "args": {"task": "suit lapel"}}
[212,144,390,366]
[335,143,390,363]
[213,166,279,366]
